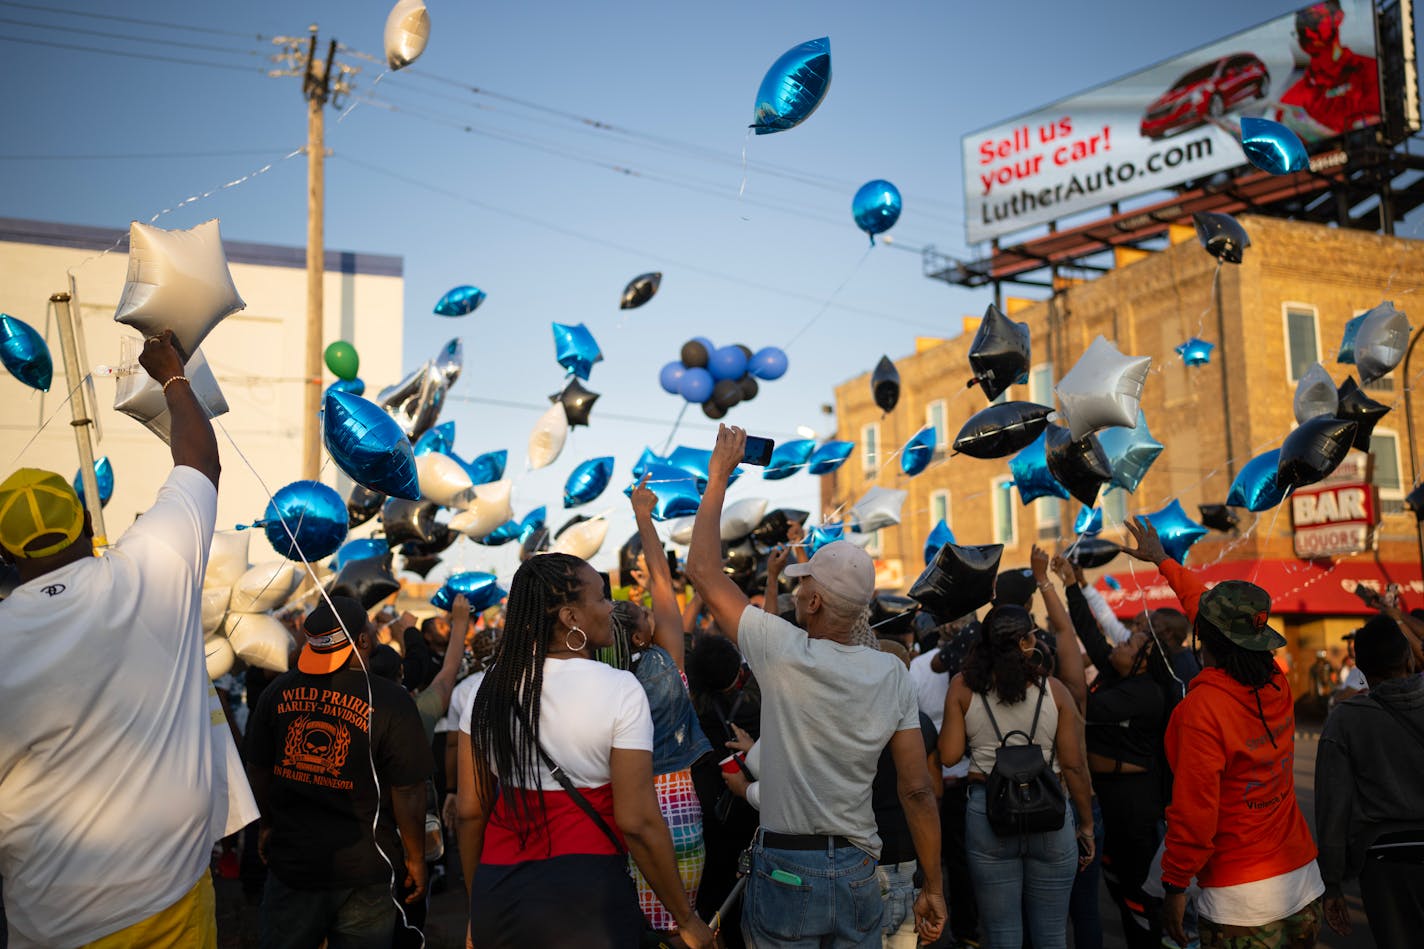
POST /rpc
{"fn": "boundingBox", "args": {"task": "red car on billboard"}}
[1140,53,1270,139]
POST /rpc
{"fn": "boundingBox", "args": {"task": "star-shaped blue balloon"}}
[625,464,701,521]
[1097,410,1163,493]
[808,440,854,475]
[1227,449,1287,512]
[1175,337,1215,367]
[1074,506,1102,535]
[763,439,816,480]
[631,447,668,480]
[806,522,844,556]
[668,446,741,489]
[552,322,603,380]
[413,421,456,456]
[901,427,937,476]
[924,519,956,567]
[1144,499,1208,564]
[1239,117,1308,176]
[1337,314,1366,365]
[1009,430,1071,504]
[460,449,507,486]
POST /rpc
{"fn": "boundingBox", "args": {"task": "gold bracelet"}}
[162,375,189,393]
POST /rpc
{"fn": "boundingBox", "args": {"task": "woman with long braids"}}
[939,602,1095,949]
[1121,518,1322,949]
[454,551,714,949]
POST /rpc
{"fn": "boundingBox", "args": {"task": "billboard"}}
[1290,454,1379,558]
[963,1,1383,243]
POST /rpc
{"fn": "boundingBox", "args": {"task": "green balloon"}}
[324,341,360,380]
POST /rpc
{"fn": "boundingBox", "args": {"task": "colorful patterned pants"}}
[1199,898,1322,949]
[632,766,705,931]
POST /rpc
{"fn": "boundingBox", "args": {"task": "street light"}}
[1400,323,1424,572]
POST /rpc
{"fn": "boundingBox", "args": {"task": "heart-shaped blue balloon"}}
[262,480,349,562]
[323,390,420,501]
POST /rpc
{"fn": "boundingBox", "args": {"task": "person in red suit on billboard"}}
[1277,0,1381,137]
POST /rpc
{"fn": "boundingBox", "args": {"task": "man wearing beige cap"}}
[687,425,945,948]
[0,331,253,948]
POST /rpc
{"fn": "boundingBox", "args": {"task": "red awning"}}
[1098,559,1423,618]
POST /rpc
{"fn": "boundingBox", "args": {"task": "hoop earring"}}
[565,626,588,652]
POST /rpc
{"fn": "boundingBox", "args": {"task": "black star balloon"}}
[1334,376,1390,451]
[1277,417,1358,491]
[1199,503,1239,533]
[328,555,400,608]
[909,542,1003,623]
[346,483,385,528]
[1044,424,1112,507]
[550,377,600,428]
[967,303,1030,402]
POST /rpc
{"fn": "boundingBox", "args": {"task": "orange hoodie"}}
[1158,560,1318,890]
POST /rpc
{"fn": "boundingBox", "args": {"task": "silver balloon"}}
[1354,301,1411,385]
[1292,363,1338,424]
[852,486,907,533]
[383,0,430,70]
[1054,335,1151,440]
[434,337,463,386]
[377,338,461,439]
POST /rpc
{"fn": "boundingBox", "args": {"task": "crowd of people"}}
[3,353,1424,949]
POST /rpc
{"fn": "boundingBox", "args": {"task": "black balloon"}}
[381,497,438,547]
[954,401,1054,459]
[739,375,759,401]
[550,377,600,428]
[723,536,758,575]
[347,483,385,528]
[620,272,661,310]
[909,542,1004,623]
[1405,482,1424,521]
[401,522,457,556]
[1277,416,1358,490]
[968,303,1031,402]
[871,355,900,413]
[702,399,727,420]
[1044,424,1112,507]
[712,377,743,409]
[1199,504,1239,533]
[328,555,399,608]
[1192,212,1250,264]
[869,594,921,639]
[400,553,442,578]
[1066,536,1119,569]
[681,340,710,368]
[1335,376,1390,451]
[751,509,792,549]
[735,343,754,360]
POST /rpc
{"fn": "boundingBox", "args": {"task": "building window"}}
[861,422,880,474]
[1103,488,1129,527]
[993,477,1017,547]
[1371,427,1403,493]
[1029,362,1054,407]
[1036,497,1062,539]
[926,400,948,455]
[930,489,951,528]
[1283,304,1320,383]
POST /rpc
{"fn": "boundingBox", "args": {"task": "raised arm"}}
[138,330,220,488]
[1122,517,1203,621]
[763,544,790,611]
[683,425,751,645]
[1037,547,1085,715]
[425,596,470,713]
[631,476,686,668]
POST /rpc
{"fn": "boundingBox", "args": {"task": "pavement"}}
[216,730,1377,948]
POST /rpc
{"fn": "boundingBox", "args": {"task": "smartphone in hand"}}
[742,436,775,467]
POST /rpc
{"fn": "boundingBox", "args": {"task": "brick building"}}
[824,216,1424,695]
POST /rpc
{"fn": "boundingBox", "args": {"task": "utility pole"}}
[270,27,357,481]
[50,292,107,548]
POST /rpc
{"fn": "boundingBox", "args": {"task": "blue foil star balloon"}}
[1176,337,1215,367]
[1144,499,1208,564]
[476,520,519,546]
[924,519,956,567]
[632,447,668,480]
[0,313,53,391]
[564,456,615,508]
[1337,314,1366,364]
[668,446,741,489]
[461,449,507,486]
[808,440,854,475]
[322,390,421,501]
[852,180,902,244]
[763,439,816,480]
[1227,449,1287,512]
[1009,431,1072,504]
[805,522,844,557]
[628,464,702,521]
[413,421,456,456]
[551,322,603,380]
[1074,506,1102,535]
[262,480,349,562]
[325,377,366,399]
[1239,117,1308,175]
[332,537,388,570]
[901,427,937,476]
[72,456,114,508]
[752,37,831,134]
[432,572,505,611]
[434,285,486,317]
[1097,410,1164,493]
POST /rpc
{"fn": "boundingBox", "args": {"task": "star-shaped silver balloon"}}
[1095,409,1163,493]
[1055,335,1151,440]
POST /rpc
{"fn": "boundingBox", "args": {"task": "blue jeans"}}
[965,784,1077,949]
[877,861,919,948]
[743,837,882,948]
[259,873,395,949]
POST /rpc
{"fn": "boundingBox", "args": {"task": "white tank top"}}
[964,681,1060,775]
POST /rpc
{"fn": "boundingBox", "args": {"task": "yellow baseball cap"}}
[0,468,86,559]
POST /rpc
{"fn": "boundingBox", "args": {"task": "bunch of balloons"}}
[659,338,790,419]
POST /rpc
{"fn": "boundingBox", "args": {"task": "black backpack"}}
[980,683,1067,837]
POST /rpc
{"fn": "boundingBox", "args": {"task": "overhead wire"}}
[0,0,265,39]
[0,14,263,57]
[0,148,299,161]
[0,34,266,73]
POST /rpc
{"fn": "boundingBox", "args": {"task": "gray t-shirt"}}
[738,607,920,858]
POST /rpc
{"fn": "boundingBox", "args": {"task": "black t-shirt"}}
[871,711,939,866]
[246,666,434,888]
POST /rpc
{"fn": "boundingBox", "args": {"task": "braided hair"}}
[467,552,584,844]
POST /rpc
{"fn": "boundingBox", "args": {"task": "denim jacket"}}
[634,645,713,775]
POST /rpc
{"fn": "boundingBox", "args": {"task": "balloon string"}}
[7,373,91,468]
[737,128,751,203]
[660,402,690,456]
[781,243,876,351]
[338,70,387,124]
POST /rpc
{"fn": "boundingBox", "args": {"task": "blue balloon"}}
[901,427,937,476]
[476,520,520,547]
[0,313,52,392]
[668,446,741,489]
[632,447,668,480]
[322,390,421,501]
[1144,499,1208,564]
[461,449,508,486]
[1074,506,1103,535]
[332,537,388,570]
[1337,313,1366,364]
[924,519,956,567]
[808,440,854,475]
[434,285,486,317]
[1227,449,1287,512]
[564,456,614,508]
[72,456,114,508]
[413,421,456,456]
[628,464,701,521]
[1009,431,1072,504]
[805,522,844,557]
[708,346,749,381]
[752,37,831,134]
[1239,117,1308,176]
[325,377,366,399]
[659,361,686,395]
[1103,576,1122,591]
[1175,337,1215,367]
[678,367,714,403]
[518,506,547,544]
[852,179,902,243]
[551,322,603,380]
[263,480,349,562]
[763,439,816,480]
[431,571,505,611]
[1097,411,1163,493]
[748,346,789,381]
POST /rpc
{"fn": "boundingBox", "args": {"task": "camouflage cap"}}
[1197,580,1286,652]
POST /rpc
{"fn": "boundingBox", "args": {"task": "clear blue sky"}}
[3,0,1408,578]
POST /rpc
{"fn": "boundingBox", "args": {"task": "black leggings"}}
[1093,770,1163,949]
[468,854,643,949]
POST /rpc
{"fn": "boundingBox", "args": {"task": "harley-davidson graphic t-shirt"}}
[246,666,433,888]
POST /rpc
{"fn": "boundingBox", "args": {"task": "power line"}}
[0,34,265,73]
[444,393,802,439]
[0,148,296,161]
[0,0,263,39]
[0,15,260,56]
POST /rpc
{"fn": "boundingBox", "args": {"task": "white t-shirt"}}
[465,657,652,789]
[1198,861,1325,927]
[910,649,949,730]
[449,669,486,734]
[0,467,257,947]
